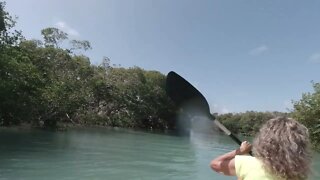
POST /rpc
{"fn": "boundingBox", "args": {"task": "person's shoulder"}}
[235,155,260,165]
[235,155,262,169]
[235,155,257,162]
[235,155,265,179]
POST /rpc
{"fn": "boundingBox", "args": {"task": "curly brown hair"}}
[252,117,311,180]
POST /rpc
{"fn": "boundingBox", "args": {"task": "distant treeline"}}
[217,96,320,150]
[217,111,289,136]
[216,87,320,150]
[1,2,320,149]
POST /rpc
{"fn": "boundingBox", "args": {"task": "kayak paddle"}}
[165,71,243,145]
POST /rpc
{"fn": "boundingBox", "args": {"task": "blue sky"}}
[5,0,320,113]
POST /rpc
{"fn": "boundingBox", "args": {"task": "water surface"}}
[0,128,319,180]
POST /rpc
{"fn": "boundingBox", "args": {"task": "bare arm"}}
[210,141,252,176]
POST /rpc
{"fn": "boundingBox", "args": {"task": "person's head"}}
[253,117,311,180]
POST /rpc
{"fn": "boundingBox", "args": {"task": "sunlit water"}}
[0,127,319,180]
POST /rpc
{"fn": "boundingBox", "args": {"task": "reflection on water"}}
[0,127,319,180]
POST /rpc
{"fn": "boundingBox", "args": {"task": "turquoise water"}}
[0,128,319,180]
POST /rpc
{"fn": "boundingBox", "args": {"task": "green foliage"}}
[76,66,176,130]
[292,83,320,149]
[70,40,92,52]
[41,27,68,47]
[0,2,176,130]
[0,2,5,31]
[0,46,42,125]
[0,2,23,45]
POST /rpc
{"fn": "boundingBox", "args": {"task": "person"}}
[210,117,311,180]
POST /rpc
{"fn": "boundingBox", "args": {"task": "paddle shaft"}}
[210,114,253,155]
[209,114,242,145]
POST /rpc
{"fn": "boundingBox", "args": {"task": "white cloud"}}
[211,103,230,114]
[220,107,230,114]
[249,45,268,56]
[309,53,320,63]
[55,21,80,37]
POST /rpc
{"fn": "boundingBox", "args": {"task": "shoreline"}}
[0,122,173,134]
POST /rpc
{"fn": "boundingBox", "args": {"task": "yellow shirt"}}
[235,155,279,180]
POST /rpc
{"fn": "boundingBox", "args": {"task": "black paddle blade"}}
[165,71,249,150]
[166,71,212,118]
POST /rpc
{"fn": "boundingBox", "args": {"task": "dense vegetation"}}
[1,2,320,149]
[292,83,320,149]
[217,111,289,136]
[0,2,176,130]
